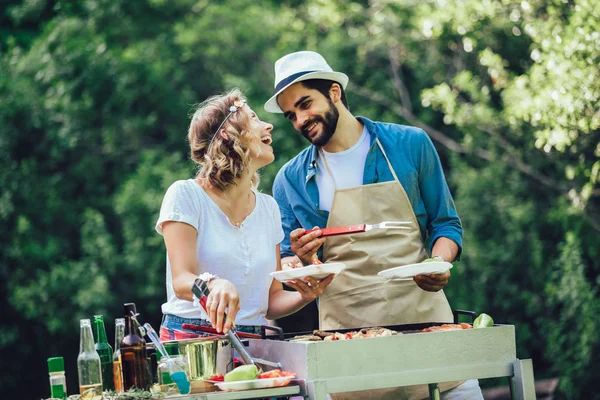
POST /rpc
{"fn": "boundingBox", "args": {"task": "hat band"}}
[273,70,318,95]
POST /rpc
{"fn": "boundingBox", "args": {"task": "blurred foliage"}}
[1,0,598,399]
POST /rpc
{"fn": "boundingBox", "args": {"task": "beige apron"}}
[320,138,461,399]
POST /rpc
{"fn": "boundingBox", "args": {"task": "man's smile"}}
[302,120,320,137]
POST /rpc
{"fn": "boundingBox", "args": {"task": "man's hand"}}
[414,270,450,292]
[290,226,326,265]
[206,279,240,333]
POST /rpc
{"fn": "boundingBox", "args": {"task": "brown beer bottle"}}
[120,303,149,390]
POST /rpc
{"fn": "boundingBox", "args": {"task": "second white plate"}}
[215,376,294,391]
[378,261,453,280]
[270,262,346,282]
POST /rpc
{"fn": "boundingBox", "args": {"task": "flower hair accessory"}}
[208,100,246,149]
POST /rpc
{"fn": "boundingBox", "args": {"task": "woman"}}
[157,89,334,340]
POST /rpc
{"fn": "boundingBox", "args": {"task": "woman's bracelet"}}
[192,272,219,308]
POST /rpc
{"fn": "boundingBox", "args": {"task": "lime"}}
[421,258,438,263]
[224,364,260,382]
[473,313,494,328]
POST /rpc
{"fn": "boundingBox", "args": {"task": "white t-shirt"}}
[155,179,284,326]
[316,126,370,212]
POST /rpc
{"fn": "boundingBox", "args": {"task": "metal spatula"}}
[303,221,412,237]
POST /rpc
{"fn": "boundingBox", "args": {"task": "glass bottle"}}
[157,344,189,395]
[113,317,125,393]
[93,315,114,391]
[121,303,149,390]
[77,318,103,399]
[146,343,158,385]
[47,356,67,399]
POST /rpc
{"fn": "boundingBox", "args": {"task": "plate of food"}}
[378,261,453,280]
[214,369,296,392]
[270,260,346,282]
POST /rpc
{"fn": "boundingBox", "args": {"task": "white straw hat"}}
[264,51,349,113]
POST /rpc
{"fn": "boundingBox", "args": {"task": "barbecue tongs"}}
[303,220,412,237]
[191,278,280,369]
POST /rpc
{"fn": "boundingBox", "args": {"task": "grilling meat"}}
[290,327,399,342]
[312,330,330,339]
[288,334,323,342]
[421,323,473,332]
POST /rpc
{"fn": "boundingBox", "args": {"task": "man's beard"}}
[300,100,339,147]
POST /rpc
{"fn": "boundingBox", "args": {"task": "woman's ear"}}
[219,130,229,140]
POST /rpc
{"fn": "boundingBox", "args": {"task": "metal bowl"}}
[166,337,233,381]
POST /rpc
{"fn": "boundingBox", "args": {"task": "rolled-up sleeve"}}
[273,171,298,258]
[416,131,463,258]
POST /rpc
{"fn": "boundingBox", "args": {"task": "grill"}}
[246,311,536,399]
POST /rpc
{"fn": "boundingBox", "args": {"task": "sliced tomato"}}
[258,370,284,379]
[208,374,224,381]
[258,369,296,379]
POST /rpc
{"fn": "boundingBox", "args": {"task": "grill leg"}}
[428,383,441,400]
[510,359,536,399]
[306,380,328,400]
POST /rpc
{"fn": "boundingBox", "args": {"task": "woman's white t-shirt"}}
[155,179,284,326]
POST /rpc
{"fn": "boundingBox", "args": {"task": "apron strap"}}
[320,137,400,187]
[375,138,401,183]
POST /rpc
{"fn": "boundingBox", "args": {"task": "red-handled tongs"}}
[303,220,412,237]
[181,323,262,339]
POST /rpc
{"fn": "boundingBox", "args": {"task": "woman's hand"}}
[205,278,240,333]
[290,226,326,265]
[285,274,335,302]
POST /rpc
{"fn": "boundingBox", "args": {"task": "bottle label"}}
[51,383,66,399]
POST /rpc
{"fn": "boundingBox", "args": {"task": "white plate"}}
[270,262,346,282]
[378,261,453,280]
[215,376,294,391]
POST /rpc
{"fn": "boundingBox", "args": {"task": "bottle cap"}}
[123,303,137,317]
[47,357,64,372]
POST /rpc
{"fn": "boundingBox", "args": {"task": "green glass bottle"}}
[93,315,114,391]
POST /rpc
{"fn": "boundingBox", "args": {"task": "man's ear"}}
[329,83,342,103]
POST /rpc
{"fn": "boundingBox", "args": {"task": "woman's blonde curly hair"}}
[188,88,259,191]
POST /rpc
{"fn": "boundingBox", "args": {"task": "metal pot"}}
[171,337,233,380]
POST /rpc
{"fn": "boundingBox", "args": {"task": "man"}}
[265,51,483,399]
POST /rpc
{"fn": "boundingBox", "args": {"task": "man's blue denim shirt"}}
[272,117,463,259]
